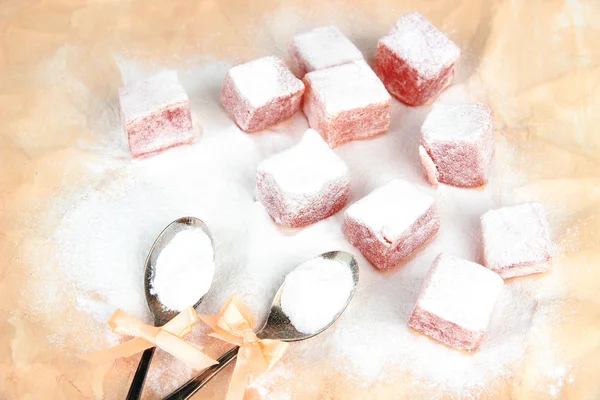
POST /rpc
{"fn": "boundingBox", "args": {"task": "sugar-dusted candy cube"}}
[119,71,195,158]
[255,129,350,228]
[419,103,494,188]
[409,254,504,351]
[221,56,305,132]
[481,203,553,279]
[303,60,391,147]
[376,13,461,106]
[288,26,364,77]
[344,179,439,270]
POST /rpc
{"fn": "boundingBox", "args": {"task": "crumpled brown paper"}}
[1,0,599,399]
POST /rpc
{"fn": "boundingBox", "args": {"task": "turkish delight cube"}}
[419,103,494,188]
[408,253,504,351]
[119,71,195,158]
[344,179,439,270]
[376,13,461,106]
[221,56,305,132]
[303,60,391,147]
[481,203,553,279]
[255,129,350,228]
[288,26,364,77]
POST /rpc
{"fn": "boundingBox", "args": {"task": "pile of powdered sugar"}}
[150,228,215,312]
[280,257,354,334]
[28,56,554,398]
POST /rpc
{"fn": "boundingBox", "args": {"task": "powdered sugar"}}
[382,12,461,80]
[288,26,364,75]
[257,129,348,194]
[422,103,493,141]
[150,228,215,312]
[119,71,189,121]
[31,59,544,398]
[481,202,553,278]
[281,257,354,334]
[415,254,504,333]
[303,60,390,115]
[345,179,434,243]
[227,56,304,108]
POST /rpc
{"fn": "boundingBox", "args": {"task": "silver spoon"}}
[126,217,215,400]
[163,250,359,400]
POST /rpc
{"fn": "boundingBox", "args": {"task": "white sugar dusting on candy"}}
[119,70,189,121]
[289,26,364,74]
[228,56,304,108]
[256,129,349,195]
[345,179,434,242]
[303,60,391,115]
[422,103,493,141]
[382,12,461,79]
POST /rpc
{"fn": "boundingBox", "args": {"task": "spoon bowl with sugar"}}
[163,250,359,400]
[126,217,216,400]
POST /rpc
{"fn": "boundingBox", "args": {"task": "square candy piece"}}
[409,254,504,351]
[376,13,461,106]
[288,26,364,77]
[256,129,350,228]
[419,103,494,188]
[303,60,391,147]
[481,203,553,279]
[119,71,195,158]
[344,179,440,270]
[221,56,305,132]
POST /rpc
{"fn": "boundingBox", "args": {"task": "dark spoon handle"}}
[126,347,156,400]
[163,347,240,400]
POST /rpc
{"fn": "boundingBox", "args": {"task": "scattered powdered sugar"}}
[381,12,461,79]
[119,70,189,121]
[345,178,434,243]
[281,257,354,334]
[422,102,493,141]
[150,228,215,312]
[227,56,304,108]
[304,60,391,115]
[31,52,546,398]
[288,26,364,73]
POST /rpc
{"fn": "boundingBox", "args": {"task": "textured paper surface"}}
[1,0,599,399]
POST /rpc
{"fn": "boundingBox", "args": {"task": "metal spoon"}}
[126,217,215,400]
[163,250,359,400]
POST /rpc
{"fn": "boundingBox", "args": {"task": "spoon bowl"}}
[144,217,215,325]
[257,250,359,341]
[127,217,215,400]
[164,250,359,400]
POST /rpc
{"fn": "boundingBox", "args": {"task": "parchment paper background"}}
[1,0,599,399]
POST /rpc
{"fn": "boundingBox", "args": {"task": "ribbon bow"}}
[81,307,217,370]
[200,296,289,400]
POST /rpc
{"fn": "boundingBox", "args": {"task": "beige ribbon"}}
[80,307,217,370]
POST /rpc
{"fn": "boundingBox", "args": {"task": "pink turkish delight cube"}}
[255,129,350,228]
[481,203,553,279]
[288,26,364,77]
[221,56,305,132]
[419,103,494,188]
[376,13,461,106]
[409,254,504,351]
[119,71,195,158]
[303,60,391,147]
[344,179,440,270]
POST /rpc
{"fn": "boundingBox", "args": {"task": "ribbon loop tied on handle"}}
[81,306,217,371]
[200,296,289,400]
